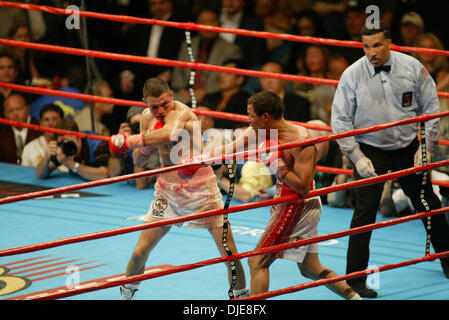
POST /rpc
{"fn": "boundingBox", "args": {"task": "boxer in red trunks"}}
[209,91,360,299]
[109,77,247,299]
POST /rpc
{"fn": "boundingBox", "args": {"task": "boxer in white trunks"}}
[209,91,361,299]
[109,77,247,300]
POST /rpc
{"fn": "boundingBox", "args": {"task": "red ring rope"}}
[0,117,109,141]
[12,206,449,299]
[1,110,449,206]
[2,158,449,257]
[3,37,449,101]
[241,250,449,300]
[2,110,449,206]
[2,0,449,300]
[0,1,448,57]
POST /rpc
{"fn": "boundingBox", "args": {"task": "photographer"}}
[36,118,110,181]
[107,107,160,189]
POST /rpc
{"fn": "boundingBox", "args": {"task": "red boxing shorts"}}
[256,180,321,262]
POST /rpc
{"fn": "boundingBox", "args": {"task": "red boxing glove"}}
[109,133,145,159]
[109,133,130,159]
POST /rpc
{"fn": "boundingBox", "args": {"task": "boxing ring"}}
[1,1,449,304]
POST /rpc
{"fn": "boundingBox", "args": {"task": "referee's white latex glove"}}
[355,156,377,178]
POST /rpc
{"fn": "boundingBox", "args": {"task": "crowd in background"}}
[1,0,449,209]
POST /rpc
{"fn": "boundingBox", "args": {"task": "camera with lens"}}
[50,139,77,165]
[57,139,77,157]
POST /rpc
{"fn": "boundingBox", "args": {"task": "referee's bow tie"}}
[374,65,391,73]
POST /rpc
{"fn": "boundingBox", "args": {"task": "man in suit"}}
[202,59,250,129]
[219,0,267,70]
[119,0,188,91]
[171,7,242,105]
[0,93,42,165]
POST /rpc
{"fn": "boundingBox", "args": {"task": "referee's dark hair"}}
[361,21,391,39]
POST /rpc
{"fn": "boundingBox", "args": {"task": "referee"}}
[331,21,449,298]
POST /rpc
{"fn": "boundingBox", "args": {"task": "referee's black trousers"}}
[346,138,449,286]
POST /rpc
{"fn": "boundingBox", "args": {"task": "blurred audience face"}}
[297,17,315,36]
[4,94,29,125]
[40,109,63,140]
[400,23,423,46]
[148,0,173,19]
[327,56,349,80]
[416,36,437,69]
[254,0,275,19]
[260,62,284,94]
[222,0,245,15]
[197,9,220,40]
[95,84,114,115]
[218,62,244,91]
[345,11,367,39]
[304,46,327,75]
[0,56,18,83]
[12,26,31,42]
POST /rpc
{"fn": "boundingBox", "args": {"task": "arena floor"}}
[1,162,448,302]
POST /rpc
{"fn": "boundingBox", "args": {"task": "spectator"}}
[326,155,355,208]
[0,93,42,165]
[291,45,330,105]
[285,9,328,75]
[220,0,266,70]
[215,125,275,203]
[108,106,160,189]
[202,59,250,129]
[21,104,64,168]
[216,160,275,203]
[380,170,449,220]
[260,61,311,123]
[5,20,40,85]
[29,64,86,120]
[311,53,349,123]
[310,0,347,40]
[334,1,366,64]
[411,33,449,171]
[74,79,114,136]
[117,0,188,90]
[253,0,293,66]
[171,7,242,105]
[398,12,424,47]
[0,53,19,118]
[412,33,449,91]
[36,118,110,181]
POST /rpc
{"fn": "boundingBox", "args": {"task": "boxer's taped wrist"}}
[127,133,145,148]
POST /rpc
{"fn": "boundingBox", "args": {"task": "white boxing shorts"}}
[142,166,224,229]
